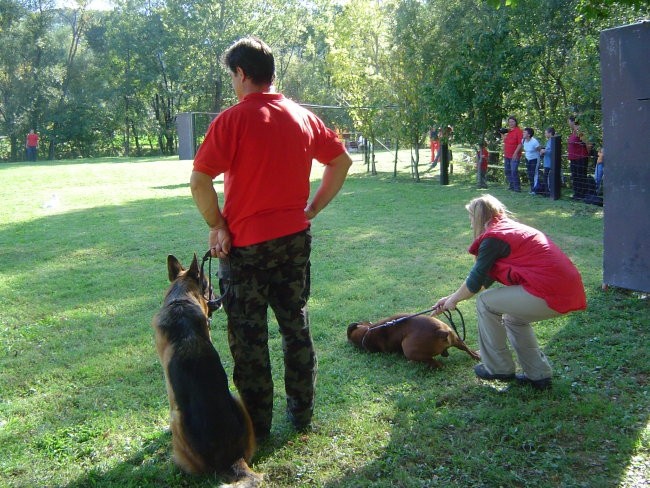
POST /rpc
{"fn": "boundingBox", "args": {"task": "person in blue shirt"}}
[537,127,555,196]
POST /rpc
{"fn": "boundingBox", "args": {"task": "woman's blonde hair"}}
[465,194,512,238]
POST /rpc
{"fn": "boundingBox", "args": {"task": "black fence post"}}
[440,142,449,185]
[549,135,562,200]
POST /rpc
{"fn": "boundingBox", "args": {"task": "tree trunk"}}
[393,139,399,178]
[411,132,420,182]
[132,121,141,156]
[10,134,18,162]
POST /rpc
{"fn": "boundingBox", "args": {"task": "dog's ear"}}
[167,255,184,281]
[347,322,363,339]
[188,253,201,280]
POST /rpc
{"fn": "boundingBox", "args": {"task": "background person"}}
[25,129,39,161]
[595,146,604,195]
[190,37,352,440]
[429,127,440,169]
[514,128,541,194]
[567,116,590,200]
[501,117,523,192]
[537,127,556,196]
[432,194,586,390]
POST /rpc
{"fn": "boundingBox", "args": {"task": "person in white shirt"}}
[514,128,541,194]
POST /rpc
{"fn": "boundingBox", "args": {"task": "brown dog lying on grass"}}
[153,254,262,486]
[347,314,480,368]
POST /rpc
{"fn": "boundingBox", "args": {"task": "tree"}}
[422,0,515,151]
[47,2,91,158]
[2,0,646,161]
[388,0,437,181]
[0,0,57,160]
[327,0,394,175]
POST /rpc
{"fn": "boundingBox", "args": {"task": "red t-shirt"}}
[193,92,346,247]
[26,133,39,147]
[567,131,589,160]
[503,127,523,159]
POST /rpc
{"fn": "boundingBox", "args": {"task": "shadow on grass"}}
[60,430,231,488]
[318,291,648,487]
[0,156,179,170]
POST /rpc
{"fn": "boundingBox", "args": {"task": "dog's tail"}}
[219,458,263,488]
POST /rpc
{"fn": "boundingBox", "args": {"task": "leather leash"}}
[200,250,227,314]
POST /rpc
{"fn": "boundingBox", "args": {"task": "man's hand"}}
[304,203,317,220]
[209,225,231,258]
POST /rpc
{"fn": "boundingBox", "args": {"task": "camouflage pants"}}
[218,229,316,436]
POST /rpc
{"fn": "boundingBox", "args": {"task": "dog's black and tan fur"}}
[153,254,261,485]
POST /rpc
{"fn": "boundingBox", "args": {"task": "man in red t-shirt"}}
[26,129,39,162]
[502,116,523,192]
[190,37,352,440]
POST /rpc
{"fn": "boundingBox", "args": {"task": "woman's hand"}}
[431,296,457,315]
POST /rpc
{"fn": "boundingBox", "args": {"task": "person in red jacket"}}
[567,116,590,200]
[502,116,523,192]
[432,194,586,390]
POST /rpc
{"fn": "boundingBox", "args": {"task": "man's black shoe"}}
[287,409,312,432]
[253,425,270,444]
[515,373,552,391]
[474,363,515,381]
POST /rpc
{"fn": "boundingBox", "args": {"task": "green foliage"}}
[0,0,648,161]
[424,0,513,145]
[326,0,395,173]
[389,0,432,155]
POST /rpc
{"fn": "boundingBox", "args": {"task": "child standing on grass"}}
[595,147,604,195]
[430,127,440,169]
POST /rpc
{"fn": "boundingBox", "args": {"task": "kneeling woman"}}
[432,195,586,390]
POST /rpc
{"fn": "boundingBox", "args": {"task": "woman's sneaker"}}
[474,363,515,381]
[515,373,552,391]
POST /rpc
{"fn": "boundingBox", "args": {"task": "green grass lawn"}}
[0,152,647,487]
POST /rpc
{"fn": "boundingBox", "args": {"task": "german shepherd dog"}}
[153,254,262,486]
